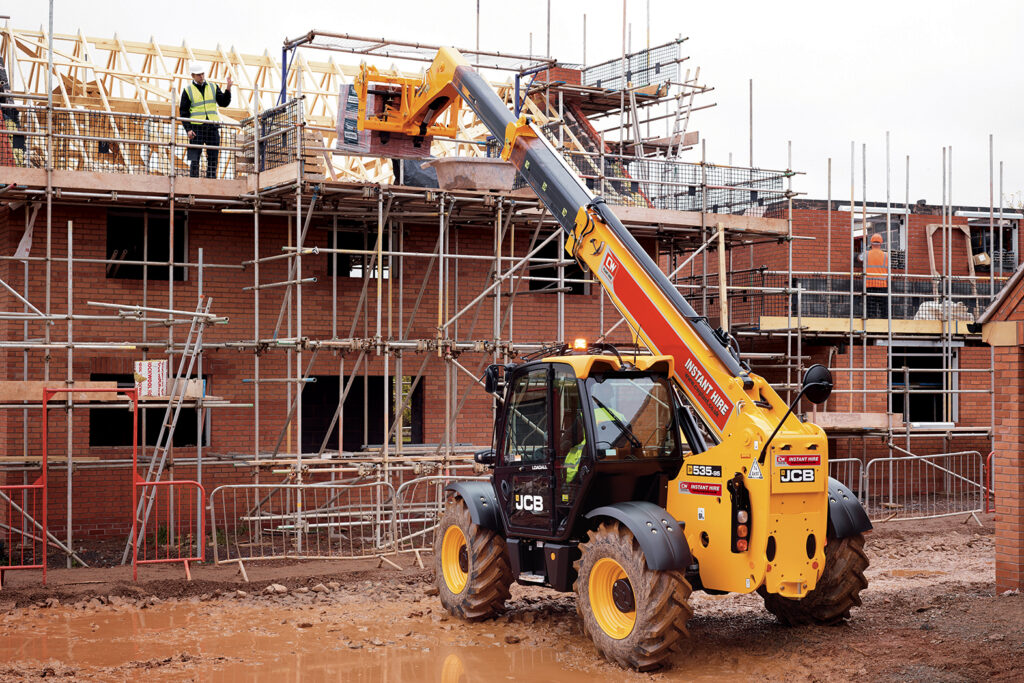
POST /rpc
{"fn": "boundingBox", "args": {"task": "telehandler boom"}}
[356,47,871,671]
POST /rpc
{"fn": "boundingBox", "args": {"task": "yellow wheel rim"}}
[441,525,469,594]
[589,557,636,639]
[440,653,466,683]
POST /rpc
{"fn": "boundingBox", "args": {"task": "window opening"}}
[855,214,905,270]
[529,239,587,295]
[301,375,422,453]
[327,228,390,279]
[88,373,208,447]
[890,346,957,424]
[106,210,187,281]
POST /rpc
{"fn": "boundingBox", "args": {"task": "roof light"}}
[573,338,587,351]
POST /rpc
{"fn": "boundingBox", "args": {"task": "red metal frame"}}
[131,479,206,581]
[0,401,47,588]
[12,386,207,585]
[129,386,206,580]
[33,387,140,588]
[985,451,995,513]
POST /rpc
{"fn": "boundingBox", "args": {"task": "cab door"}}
[494,366,554,535]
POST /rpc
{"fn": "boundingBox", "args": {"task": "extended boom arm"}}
[357,48,785,438]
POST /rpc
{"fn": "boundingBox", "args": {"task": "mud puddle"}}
[0,601,603,681]
[0,596,807,681]
[0,515,1018,681]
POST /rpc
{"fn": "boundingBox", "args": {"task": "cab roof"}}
[539,354,674,379]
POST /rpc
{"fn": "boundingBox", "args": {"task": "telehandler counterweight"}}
[355,47,872,672]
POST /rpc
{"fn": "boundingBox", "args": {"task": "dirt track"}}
[0,514,1021,681]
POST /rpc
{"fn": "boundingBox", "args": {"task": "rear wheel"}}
[433,497,512,621]
[574,521,693,671]
[758,533,869,626]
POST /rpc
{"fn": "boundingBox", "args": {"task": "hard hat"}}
[189,63,205,75]
[870,233,883,244]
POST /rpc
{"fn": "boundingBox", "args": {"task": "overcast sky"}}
[6,0,1022,207]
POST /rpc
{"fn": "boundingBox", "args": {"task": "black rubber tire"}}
[433,496,513,621]
[574,521,693,672]
[758,533,869,626]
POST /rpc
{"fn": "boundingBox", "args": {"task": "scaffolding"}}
[0,22,1008,572]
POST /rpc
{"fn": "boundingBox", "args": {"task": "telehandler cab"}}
[355,47,872,671]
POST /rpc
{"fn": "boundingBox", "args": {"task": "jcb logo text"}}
[514,494,544,512]
[780,468,815,483]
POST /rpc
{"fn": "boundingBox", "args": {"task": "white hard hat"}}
[189,62,205,75]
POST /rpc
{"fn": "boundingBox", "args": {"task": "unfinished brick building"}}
[0,27,1011,581]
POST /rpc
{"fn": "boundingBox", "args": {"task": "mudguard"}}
[826,477,873,539]
[585,501,691,571]
[444,481,503,534]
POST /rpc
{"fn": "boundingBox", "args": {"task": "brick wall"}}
[750,206,1006,278]
[0,199,1005,546]
[0,202,637,539]
[993,345,1024,592]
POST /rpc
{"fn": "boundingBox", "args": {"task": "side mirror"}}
[473,448,496,466]
[483,364,502,394]
[801,364,833,404]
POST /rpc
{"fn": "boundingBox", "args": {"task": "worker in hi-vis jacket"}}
[865,233,889,318]
[180,63,232,178]
[565,405,627,485]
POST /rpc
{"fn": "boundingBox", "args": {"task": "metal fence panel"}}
[394,475,487,557]
[828,457,864,500]
[863,451,984,520]
[132,480,206,579]
[209,480,396,564]
[0,481,47,588]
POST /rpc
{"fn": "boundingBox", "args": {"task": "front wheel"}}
[758,533,869,626]
[574,521,693,672]
[433,496,513,621]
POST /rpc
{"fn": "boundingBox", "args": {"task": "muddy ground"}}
[0,514,1020,681]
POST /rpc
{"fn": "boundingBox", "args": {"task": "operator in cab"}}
[564,404,627,485]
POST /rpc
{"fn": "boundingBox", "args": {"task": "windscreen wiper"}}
[592,397,643,448]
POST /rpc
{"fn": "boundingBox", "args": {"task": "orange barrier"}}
[0,474,47,589]
[131,479,206,581]
[128,383,205,580]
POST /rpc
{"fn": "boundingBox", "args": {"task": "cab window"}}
[503,368,549,463]
[585,374,680,460]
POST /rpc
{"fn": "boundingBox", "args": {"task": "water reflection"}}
[0,603,595,681]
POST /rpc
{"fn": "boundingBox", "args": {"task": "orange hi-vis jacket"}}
[865,247,888,288]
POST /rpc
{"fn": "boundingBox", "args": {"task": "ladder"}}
[628,88,645,159]
[120,296,214,565]
[668,66,700,158]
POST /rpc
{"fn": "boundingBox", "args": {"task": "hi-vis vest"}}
[565,406,626,483]
[866,247,888,289]
[187,82,219,124]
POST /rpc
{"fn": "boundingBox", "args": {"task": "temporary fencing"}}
[828,457,864,498]
[0,463,47,589]
[863,449,985,520]
[209,480,397,565]
[209,474,488,568]
[394,475,487,564]
[132,480,206,581]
